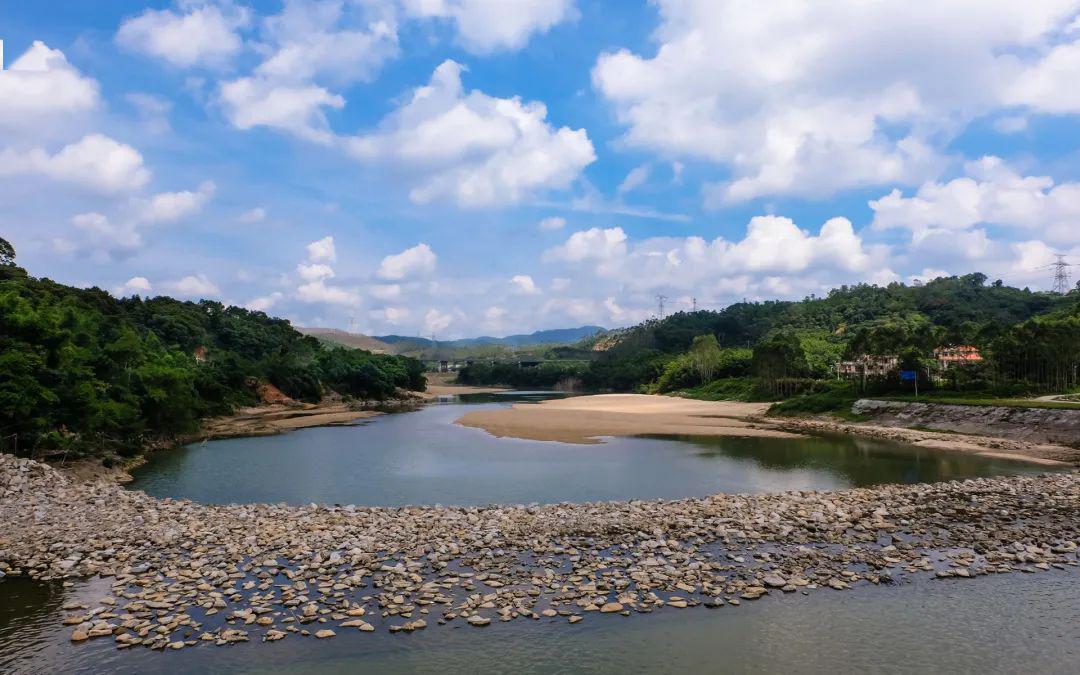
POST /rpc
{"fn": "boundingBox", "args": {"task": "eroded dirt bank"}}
[199,403,384,440]
[0,455,1076,653]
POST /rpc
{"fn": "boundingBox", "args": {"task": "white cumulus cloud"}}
[348,60,595,206]
[402,0,576,53]
[593,0,1080,203]
[871,156,1080,246]
[135,181,216,223]
[115,276,153,296]
[378,243,437,280]
[306,235,336,262]
[116,1,251,68]
[168,273,221,298]
[511,274,540,295]
[0,41,100,133]
[0,134,150,193]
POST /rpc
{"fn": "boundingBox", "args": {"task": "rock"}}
[0,454,1074,660]
[762,574,786,588]
[314,629,336,639]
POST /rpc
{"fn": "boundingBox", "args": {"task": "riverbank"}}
[199,403,385,440]
[422,373,511,399]
[768,413,1080,467]
[0,454,1076,655]
[454,393,1079,465]
[456,394,799,443]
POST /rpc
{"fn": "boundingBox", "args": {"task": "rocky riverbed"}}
[1,454,1077,654]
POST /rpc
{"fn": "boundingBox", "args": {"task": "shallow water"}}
[2,570,1078,674]
[127,393,1047,506]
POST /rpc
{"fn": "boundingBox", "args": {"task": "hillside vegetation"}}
[457,273,1080,409]
[0,242,424,461]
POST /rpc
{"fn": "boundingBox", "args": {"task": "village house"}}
[838,354,899,379]
[934,345,983,370]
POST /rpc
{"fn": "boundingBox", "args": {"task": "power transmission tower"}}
[656,294,668,319]
[691,297,697,312]
[1051,254,1073,294]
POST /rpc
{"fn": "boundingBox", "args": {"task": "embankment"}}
[851,399,1080,447]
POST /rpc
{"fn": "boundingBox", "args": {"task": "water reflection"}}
[2,570,1077,674]
[127,395,1048,507]
[658,432,1039,487]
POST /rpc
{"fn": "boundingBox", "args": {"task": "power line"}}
[1051,254,1074,294]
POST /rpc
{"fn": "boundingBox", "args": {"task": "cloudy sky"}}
[3,1,1080,338]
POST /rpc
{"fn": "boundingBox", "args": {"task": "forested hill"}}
[0,250,425,461]
[600,273,1071,356]
[459,273,1080,395]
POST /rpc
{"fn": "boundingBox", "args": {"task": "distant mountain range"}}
[296,327,394,353]
[376,325,605,348]
[299,325,605,353]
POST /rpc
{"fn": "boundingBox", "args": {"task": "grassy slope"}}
[878,394,1080,410]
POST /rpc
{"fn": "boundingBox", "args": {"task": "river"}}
[1,393,1073,673]
[2,569,1077,674]
[126,392,1046,506]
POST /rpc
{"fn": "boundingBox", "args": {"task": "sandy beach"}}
[422,373,511,398]
[456,393,802,443]
[457,393,1080,465]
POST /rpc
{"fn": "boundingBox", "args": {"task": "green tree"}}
[689,334,723,383]
[0,237,15,266]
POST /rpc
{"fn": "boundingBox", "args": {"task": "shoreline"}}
[764,415,1080,467]
[1,454,1076,654]
[456,393,1079,466]
[456,394,803,444]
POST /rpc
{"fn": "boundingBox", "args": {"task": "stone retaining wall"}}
[852,399,1080,446]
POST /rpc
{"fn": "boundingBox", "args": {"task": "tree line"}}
[457,273,1080,398]
[0,239,424,461]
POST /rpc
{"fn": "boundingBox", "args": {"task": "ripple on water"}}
[2,570,1078,674]
[126,398,1050,507]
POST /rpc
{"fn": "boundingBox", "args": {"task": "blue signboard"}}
[900,370,918,382]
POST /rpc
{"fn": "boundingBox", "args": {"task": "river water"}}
[2,393,1074,673]
[127,392,1046,506]
[2,570,1078,674]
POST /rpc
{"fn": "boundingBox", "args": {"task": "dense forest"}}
[0,238,424,461]
[457,273,1080,401]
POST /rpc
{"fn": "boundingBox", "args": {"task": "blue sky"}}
[3,1,1080,337]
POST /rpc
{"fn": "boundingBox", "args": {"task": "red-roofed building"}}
[934,345,982,370]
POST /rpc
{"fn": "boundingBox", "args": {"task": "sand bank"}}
[456,394,801,443]
[422,372,511,398]
[200,403,382,439]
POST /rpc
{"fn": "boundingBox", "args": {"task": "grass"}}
[767,386,864,420]
[879,393,1080,410]
[677,377,777,403]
